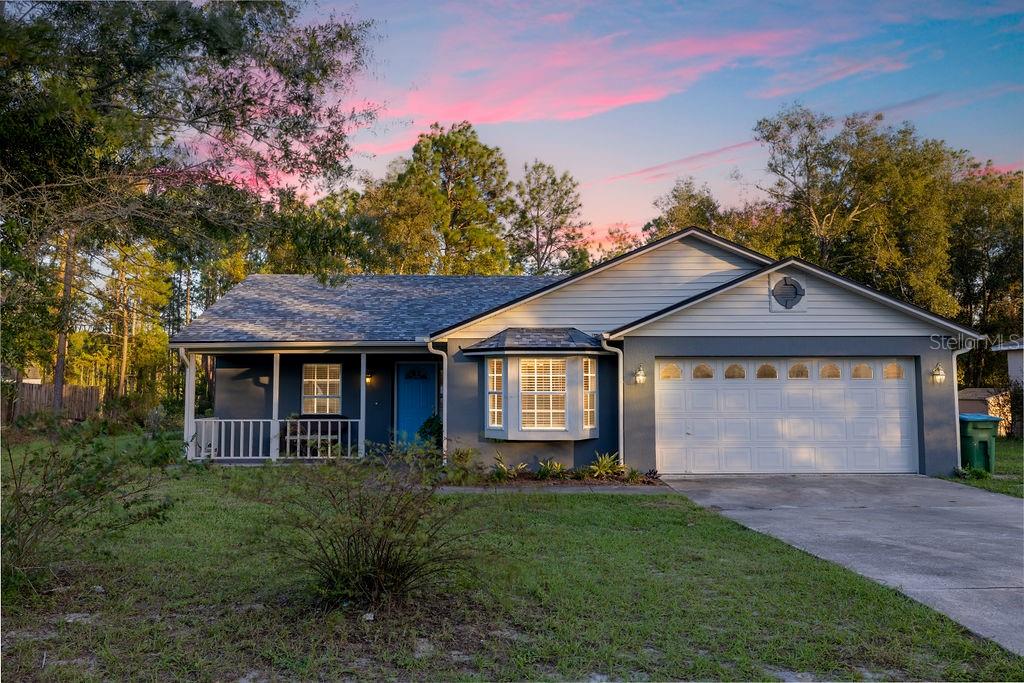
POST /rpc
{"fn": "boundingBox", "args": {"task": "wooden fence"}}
[7,383,102,422]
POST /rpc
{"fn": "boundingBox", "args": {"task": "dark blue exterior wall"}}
[213,353,440,445]
[444,340,620,469]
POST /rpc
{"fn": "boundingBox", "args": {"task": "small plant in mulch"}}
[490,453,528,482]
[588,452,625,480]
[535,458,567,481]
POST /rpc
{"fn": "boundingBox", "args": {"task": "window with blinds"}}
[302,363,341,414]
[487,358,503,428]
[520,358,567,429]
[582,357,597,429]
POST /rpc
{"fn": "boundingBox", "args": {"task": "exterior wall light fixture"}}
[634,364,647,385]
[930,362,946,384]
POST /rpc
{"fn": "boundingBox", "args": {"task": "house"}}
[992,339,1023,385]
[169,227,985,476]
[958,388,1011,436]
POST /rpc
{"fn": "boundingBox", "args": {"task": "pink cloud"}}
[872,83,1024,120]
[603,141,759,184]
[754,53,910,99]
[357,4,835,155]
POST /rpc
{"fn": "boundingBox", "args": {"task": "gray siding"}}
[448,237,759,338]
[444,340,619,469]
[632,269,947,336]
[619,336,961,476]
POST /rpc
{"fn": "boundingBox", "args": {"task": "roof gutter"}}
[600,334,625,467]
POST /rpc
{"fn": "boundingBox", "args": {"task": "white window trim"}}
[582,357,597,429]
[302,363,342,415]
[487,357,504,428]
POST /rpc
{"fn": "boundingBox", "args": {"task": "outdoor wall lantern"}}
[930,362,946,384]
[365,372,373,385]
[634,364,647,385]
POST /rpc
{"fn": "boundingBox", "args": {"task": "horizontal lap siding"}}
[453,238,758,337]
[633,270,945,336]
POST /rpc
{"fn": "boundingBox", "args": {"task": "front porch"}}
[182,349,443,461]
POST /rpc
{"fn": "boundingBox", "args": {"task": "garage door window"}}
[820,363,841,380]
[756,363,778,379]
[660,362,682,380]
[852,363,873,380]
[883,362,905,380]
[725,363,745,379]
[692,363,714,379]
[788,362,809,380]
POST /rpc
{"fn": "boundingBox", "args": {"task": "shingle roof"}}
[461,327,603,353]
[992,340,1023,351]
[170,274,561,344]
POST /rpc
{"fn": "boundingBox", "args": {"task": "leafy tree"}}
[644,177,721,240]
[595,223,644,262]
[507,161,589,274]
[949,168,1024,385]
[753,105,878,267]
[398,122,513,274]
[1,1,374,406]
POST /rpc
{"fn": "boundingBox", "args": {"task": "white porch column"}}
[183,352,197,460]
[358,352,366,458]
[270,352,280,460]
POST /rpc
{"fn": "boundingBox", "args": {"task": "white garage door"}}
[655,358,918,474]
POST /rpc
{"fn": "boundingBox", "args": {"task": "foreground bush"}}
[1,433,175,586]
[262,458,478,606]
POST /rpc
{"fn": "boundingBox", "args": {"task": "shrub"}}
[445,447,485,486]
[589,452,624,480]
[261,459,477,606]
[536,458,567,481]
[2,434,173,586]
[490,453,527,482]
[416,413,443,450]
[645,468,661,483]
[625,467,643,484]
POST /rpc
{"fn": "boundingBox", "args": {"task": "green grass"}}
[949,437,1024,498]
[3,445,1024,680]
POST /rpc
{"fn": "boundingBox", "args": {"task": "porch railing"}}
[191,418,361,460]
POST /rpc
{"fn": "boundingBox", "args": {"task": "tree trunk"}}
[184,267,192,325]
[117,267,129,397]
[52,226,77,413]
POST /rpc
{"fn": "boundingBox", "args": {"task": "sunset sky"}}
[331,0,1024,244]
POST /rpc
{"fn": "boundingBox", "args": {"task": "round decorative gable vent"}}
[771,276,805,309]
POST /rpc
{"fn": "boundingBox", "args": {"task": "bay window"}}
[481,355,598,440]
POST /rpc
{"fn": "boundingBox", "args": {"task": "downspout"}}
[951,339,978,468]
[601,334,625,467]
[426,339,448,461]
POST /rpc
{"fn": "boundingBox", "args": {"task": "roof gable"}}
[608,258,983,339]
[431,227,770,339]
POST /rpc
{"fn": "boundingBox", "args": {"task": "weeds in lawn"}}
[260,459,479,607]
[1,433,175,589]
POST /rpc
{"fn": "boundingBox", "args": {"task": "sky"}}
[326,0,1024,245]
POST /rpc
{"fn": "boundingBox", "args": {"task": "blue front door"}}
[395,363,438,444]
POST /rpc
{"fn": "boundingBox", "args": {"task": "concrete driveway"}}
[663,475,1024,655]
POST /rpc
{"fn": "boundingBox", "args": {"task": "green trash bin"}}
[959,413,1002,473]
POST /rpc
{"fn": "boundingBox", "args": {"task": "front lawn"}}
[950,437,1024,498]
[3,456,1023,680]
